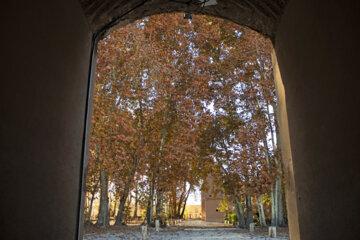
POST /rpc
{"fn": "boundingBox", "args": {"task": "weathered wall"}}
[275,0,360,239]
[201,177,225,222]
[204,199,225,222]
[272,50,300,239]
[0,0,92,239]
[79,0,288,39]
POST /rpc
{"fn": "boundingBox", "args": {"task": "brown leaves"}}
[86,13,278,209]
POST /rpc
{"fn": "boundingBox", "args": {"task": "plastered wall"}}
[0,0,92,239]
[275,0,360,239]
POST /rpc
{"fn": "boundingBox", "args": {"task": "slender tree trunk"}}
[278,180,284,226]
[269,123,279,227]
[179,187,191,219]
[245,194,253,228]
[96,162,109,227]
[176,182,187,217]
[234,198,246,228]
[271,189,277,226]
[155,187,163,221]
[263,136,277,226]
[267,103,284,226]
[146,172,155,225]
[276,178,284,226]
[155,126,167,221]
[252,92,278,227]
[87,194,96,223]
[115,194,128,225]
[171,186,177,218]
[273,103,285,226]
[133,184,138,219]
[234,200,241,225]
[257,195,267,227]
[108,192,113,217]
[113,197,118,218]
[276,182,281,227]
[250,85,280,228]
[87,177,100,223]
[115,158,138,225]
[85,193,89,219]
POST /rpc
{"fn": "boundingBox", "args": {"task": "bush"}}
[122,206,131,223]
[228,213,237,224]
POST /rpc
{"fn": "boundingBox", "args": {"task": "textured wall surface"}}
[275,0,360,239]
[0,0,92,239]
[205,199,225,222]
[79,0,288,39]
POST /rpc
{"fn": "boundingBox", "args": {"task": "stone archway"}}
[1,1,359,239]
[79,0,288,40]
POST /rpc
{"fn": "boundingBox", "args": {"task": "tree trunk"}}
[273,103,285,226]
[271,188,277,226]
[108,192,113,217]
[155,188,163,222]
[146,172,155,225]
[87,194,96,223]
[115,157,139,225]
[245,194,253,228]
[87,176,100,223]
[176,181,187,217]
[263,136,277,227]
[96,162,109,227]
[179,187,191,219]
[115,194,128,225]
[113,197,118,217]
[267,103,285,226]
[85,192,89,219]
[133,184,138,219]
[155,126,167,221]
[171,186,177,218]
[234,198,246,228]
[277,178,284,226]
[257,195,267,227]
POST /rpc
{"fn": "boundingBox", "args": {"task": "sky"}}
[187,186,201,205]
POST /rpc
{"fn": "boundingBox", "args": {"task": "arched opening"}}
[82,11,292,239]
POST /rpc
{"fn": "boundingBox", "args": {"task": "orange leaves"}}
[86,12,278,206]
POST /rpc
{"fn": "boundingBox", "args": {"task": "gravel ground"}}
[83,221,289,240]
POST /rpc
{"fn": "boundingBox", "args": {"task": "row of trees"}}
[85,13,286,228]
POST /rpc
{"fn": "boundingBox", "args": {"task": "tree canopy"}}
[85,13,285,228]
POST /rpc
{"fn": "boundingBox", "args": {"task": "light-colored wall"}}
[204,199,225,222]
[272,50,300,239]
[201,178,225,222]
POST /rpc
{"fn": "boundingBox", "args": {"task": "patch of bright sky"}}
[188,186,201,205]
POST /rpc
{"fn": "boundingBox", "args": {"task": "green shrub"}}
[228,213,237,224]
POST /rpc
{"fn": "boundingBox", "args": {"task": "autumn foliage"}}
[85,13,285,228]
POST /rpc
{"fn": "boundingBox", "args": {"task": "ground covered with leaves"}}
[83,222,289,240]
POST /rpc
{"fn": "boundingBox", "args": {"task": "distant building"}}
[201,178,225,222]
[185,205,202,219]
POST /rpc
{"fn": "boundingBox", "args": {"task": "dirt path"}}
[84,221,289,240]
[175,219,233,228]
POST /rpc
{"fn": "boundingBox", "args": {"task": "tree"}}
[85,12,286,228]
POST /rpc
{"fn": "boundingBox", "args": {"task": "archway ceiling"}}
[79,0,289,40]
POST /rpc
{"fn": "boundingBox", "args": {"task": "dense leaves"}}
[85,13,285,227]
